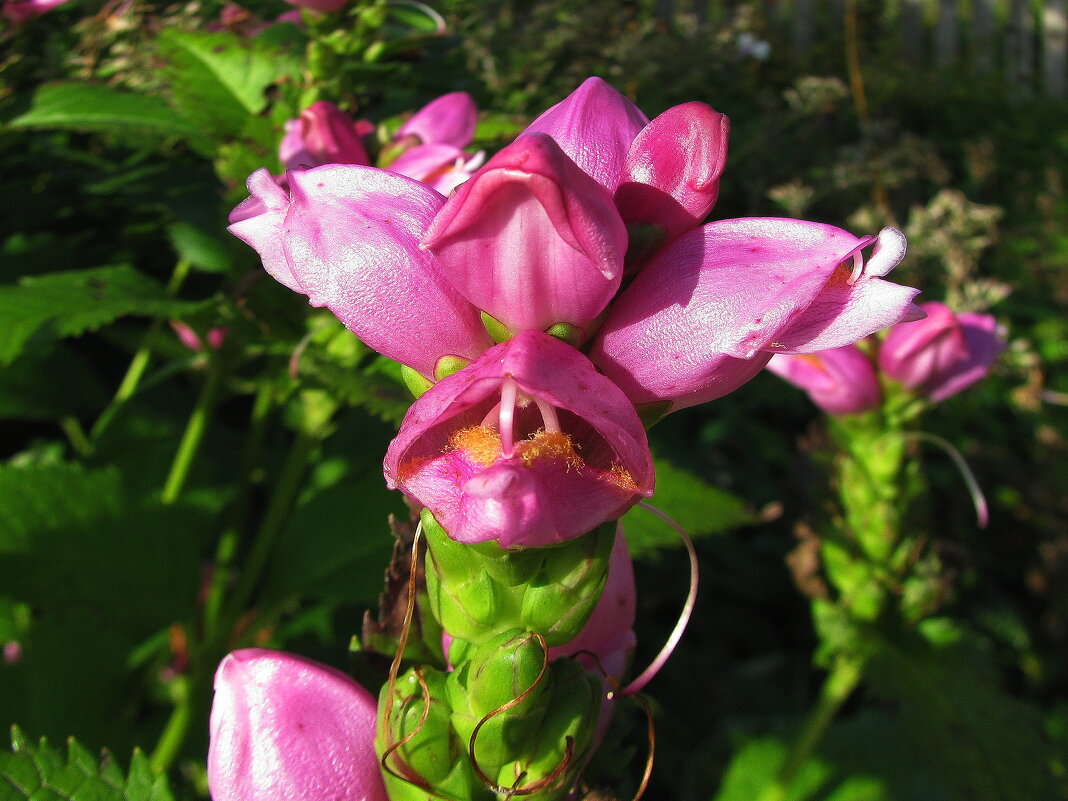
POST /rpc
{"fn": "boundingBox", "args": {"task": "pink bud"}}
[766,345,882,415]
[878,301,1005,401]
[2,0,70,23]
[614,102,730,242]
[228,166,492,380]
[282,0,347,13]
[421,133,627,334]
[397,91,478,148]
[279,101,370,171]
[522,77,649,190]
[384,330,654,548]
[208,648,387,801]
[590,221,920,412]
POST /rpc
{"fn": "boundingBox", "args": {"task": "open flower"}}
[208,648,387,801]
[228,166,492,381]
[767,344,882,415]
[589,223,920,412]
[879,301,1005,401]
[384,330,654,548]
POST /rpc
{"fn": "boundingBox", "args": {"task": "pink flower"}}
[878,301,1005,401]
[766,345,882,415]
[397,91,478,148]
[388,143,485,195]
[208,648,387,801]
[2,0,69,23]
[170,321,227,352]
[228,166,492,381]
[422,133,628,335]
[279,101,371,171]
[384,330,654,548]
[589,223,920,412]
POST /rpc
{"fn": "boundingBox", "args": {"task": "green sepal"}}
[635,400,672,428]
[435,355,471,381]
[480,311,512,343]
[401,364,434,398]
[422,511,616,646]
[545,322,584,348]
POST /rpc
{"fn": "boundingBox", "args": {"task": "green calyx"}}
[421,510,616,647]
[481,311,513,343]
[545,322,585,348]
[400,364,434,399]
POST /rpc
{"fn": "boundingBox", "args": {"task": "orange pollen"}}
[606,462,638,491]
[448,426,502,466]
[516,430,583,469]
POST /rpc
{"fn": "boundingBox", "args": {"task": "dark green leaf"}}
[0,265,206,366]
[159,30,299,143]
[622,457,761,556]
[0,727,174,801]
[4,83,197,138]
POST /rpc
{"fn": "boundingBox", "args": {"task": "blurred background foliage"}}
[0,0,1066,799]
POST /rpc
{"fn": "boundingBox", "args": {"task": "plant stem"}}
[149,676,191,775]
[757,656,864,801]
[91,259,192,441]
[161,352,225,505]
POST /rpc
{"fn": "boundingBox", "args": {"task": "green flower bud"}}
[376,667,489,801]
[422,512,615,646]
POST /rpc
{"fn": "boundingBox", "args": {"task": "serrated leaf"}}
[864,627,1062,801]
[4,83,198,137]
[622,457,760,556]
[0,265,206,366]
[160,30,298,142]
[0,728,175,801]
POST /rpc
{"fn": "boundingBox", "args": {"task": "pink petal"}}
[421,133,627,334]
[766,346,882,415]
[522,77,649,190]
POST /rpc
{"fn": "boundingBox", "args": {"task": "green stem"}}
[757,656,864,801]
[91,260,192,441]
[160,353,226,505]
[226,426,321,621]
[148,676,191,775]
[202,384,277,642]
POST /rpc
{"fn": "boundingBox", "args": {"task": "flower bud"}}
[279,101,370,170]
[766,345,882,415]
[208,648,387,801]
[878,301,1005,401]
[421,133,627,335]
[397,91,478,148]
[614,102,730,243]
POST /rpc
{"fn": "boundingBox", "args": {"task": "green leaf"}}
[4,83,198,138]
[167,222,234,274]
[0,727,175,801]
[622,457,761,556]
[0,265,206,366]
[159,30,299,142]
[864,625,1062,801]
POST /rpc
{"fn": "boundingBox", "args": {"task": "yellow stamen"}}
[449,426,502,466]
[517,430,583,469]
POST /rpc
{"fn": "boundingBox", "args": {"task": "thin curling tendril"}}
[381,520,448,794]
[899,431,989,528]
[619,502,698,697]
